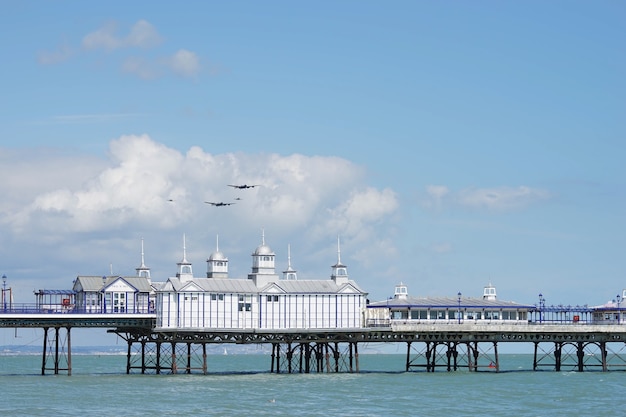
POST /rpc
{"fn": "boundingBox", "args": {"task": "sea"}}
[1,345,624,417]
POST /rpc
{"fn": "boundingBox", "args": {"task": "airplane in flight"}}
[204,201,236,207]
[228,184,260,189]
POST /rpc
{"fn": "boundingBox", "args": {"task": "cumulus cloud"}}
[3,135,395,250]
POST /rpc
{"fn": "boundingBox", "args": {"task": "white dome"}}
[254,244,274,256]
[208,251,227,261]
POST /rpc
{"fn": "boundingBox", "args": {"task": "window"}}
[113,292,126,313]
[266,295,279,302]
[239,295,252,312]
[392,311,407,319]
[211,293,224,301]
[502,311,517,320]
[429,310,445,320]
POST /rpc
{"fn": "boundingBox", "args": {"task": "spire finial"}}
[182,233,188,263]
[262,228,265,245]
[337,235,342,264]
[216,234,220,252]
[140,237,146,268]
[288,243,292,268]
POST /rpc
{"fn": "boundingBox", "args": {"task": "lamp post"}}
[538,293,545,323]
[457,292,462,324]
[2,275,6,311]
[617,294,622,324]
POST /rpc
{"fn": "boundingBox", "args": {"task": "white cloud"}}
[2,136,397,269]
[420,185,449,209]
[40,20,202,80]
[458,186,550,211]
[123,49,202,80]
[82,20,162,51]
[421,185,550,212]
[167,49,201,78]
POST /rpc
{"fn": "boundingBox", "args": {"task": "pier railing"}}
[0,303,155,315]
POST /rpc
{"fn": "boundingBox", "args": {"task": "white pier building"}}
[155,234,368,330]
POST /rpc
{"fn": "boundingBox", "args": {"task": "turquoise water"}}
[1,353,624,416]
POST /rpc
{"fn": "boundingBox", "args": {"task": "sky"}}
[0,1,624,346]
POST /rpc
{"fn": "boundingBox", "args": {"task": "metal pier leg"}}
[425,342,432,372]
[405,341,411,372]
[349,342,354,372]
[354,342,360,373]
[270,343,276,373]
[304,343,311,373]
[554,342,562,372]
[334,342,340,373]
[54,327,60,374]
[126,339,132,374]
[202,343,207,375]
[577,342,584,372]
[472,342,479,372]
[156,341,162,375]
[41,327,48,376]
[533,342,538,371]
[141,341,147,374]
[287,343,293,374]
[171,342,177,374]
[601,342,607,372]
[186,343,192,374]
[66,327,72,376]
[493,342,499,373]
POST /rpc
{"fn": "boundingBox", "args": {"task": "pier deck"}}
[2,313,626,375]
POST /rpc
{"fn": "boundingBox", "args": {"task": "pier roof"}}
[367,296,535,309]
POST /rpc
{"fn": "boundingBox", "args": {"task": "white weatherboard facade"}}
[155,235,368,330]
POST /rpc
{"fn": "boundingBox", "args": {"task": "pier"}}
[2,312,626,375]
[2,240,625,376]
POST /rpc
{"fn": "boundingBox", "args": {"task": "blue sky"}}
[0,1,624,345]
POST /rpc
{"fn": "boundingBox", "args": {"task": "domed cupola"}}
[207,235,229,279]
[248,229,279,287]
